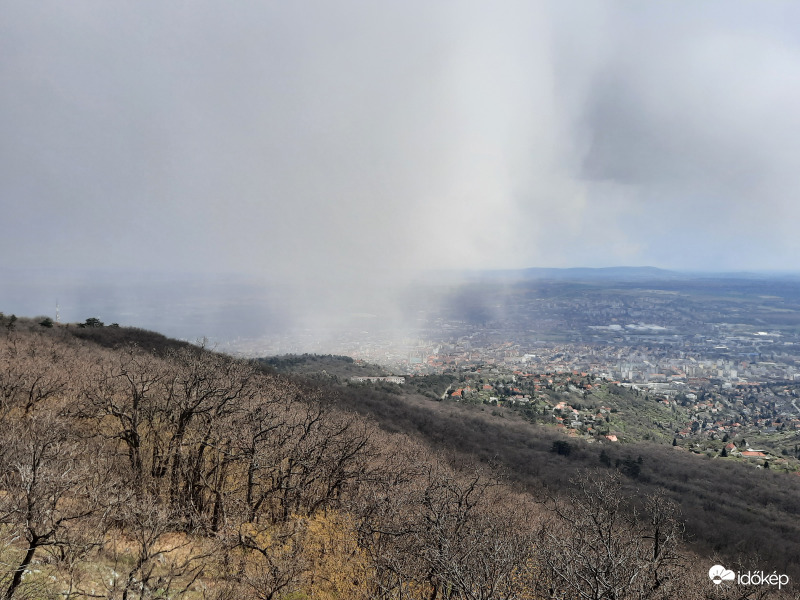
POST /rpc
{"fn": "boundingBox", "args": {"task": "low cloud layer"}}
[3,0,800,290]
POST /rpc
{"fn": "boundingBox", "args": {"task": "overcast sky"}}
[3,0,800,284]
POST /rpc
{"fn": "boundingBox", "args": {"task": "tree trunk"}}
[5,539,39,600]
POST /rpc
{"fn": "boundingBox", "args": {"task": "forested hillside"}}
[0,316,795,598]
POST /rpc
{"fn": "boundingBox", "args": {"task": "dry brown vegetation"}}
[329,378,800,580]
[0,317,797,599]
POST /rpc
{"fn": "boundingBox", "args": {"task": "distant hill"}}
[425,265,800,283]
[509,266,681,281]
[256,353,388,379]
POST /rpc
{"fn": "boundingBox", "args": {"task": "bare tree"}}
[347,433,433,599]
[80,345,168,496]
[230,384,374,526]
[0,405,108,600]
[101,491,212,600]
[537,470,684,600]
[409,462,539,600]
[228,518,309,600]
[158,345,256,518]
[0,334,70,419]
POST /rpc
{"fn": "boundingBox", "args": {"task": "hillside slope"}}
[275,354,800,579]
[0,316,796,598]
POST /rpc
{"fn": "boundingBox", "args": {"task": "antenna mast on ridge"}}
[56,299,60,324]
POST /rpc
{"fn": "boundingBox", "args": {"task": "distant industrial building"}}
[350,376,406,384]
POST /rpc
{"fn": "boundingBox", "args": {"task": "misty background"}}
[3,1,800,346]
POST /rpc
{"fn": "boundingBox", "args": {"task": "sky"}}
[3,0,800,288]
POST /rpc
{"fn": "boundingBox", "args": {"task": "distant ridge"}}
[520,266,679,280]
[468,266,681,282]
[457,266,800,282]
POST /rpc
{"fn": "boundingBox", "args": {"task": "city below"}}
[240,271,800,470]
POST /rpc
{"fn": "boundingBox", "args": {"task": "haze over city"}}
[3,1,800,340]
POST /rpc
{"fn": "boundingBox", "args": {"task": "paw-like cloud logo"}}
[709,565,736,585]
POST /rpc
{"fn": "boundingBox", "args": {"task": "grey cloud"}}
[559,1,800,269]
[2,0,800,287]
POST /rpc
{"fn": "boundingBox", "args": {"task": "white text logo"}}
[708,564,789,590]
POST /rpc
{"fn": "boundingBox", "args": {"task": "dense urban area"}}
[256,275,800,472]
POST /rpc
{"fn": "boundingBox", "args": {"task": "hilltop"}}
[0,315,798,598]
